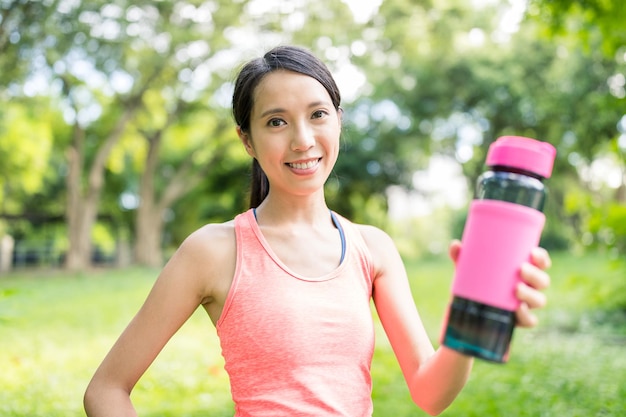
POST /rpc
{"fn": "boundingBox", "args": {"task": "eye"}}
[268,118,286,127]
[312,110,328,119]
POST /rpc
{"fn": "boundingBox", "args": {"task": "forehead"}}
[252,70,332,113]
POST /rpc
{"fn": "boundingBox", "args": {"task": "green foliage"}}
[1,0,625,275]
[563,153,626,257]
[538,220,572,251]
[0,1,53,83]
[527,0,626,57]
[0,101,54,209]
[587,201,626,255]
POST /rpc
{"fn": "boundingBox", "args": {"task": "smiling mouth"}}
[286,158,321,169]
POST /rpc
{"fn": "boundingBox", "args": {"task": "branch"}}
[86,63,170,198]
[157,138,231,211]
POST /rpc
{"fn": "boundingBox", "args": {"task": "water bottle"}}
[441,136,556,363]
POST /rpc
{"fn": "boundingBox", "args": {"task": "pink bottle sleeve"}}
[452,199,545,311]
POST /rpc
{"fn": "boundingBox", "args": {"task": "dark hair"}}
[232,45,342,208]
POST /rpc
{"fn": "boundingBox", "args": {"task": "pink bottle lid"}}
[486,136,557,178]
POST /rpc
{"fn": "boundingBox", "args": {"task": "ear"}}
[337,107,344,128]
[237,126,256,158]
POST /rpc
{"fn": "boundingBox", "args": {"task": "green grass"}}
[1,252,625,416]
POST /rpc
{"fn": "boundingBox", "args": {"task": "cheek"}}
[248,137,282,164]
[325,130,341,165]
[327,125,341,150]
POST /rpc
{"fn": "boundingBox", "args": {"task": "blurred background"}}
[1,0,625,416]
[0,0,624,271]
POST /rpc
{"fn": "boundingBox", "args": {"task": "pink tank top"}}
[216,209,376,416]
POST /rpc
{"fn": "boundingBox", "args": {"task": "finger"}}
[520,262,551,291]
[516,281,547,310]
[530,246,552,270]
[515,302,538,328]
[448,239,461,263]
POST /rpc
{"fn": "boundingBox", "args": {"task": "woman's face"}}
[238,70,342,199]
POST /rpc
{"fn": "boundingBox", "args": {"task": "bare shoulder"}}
[355,223,397,253]
[354,223,402,277]
[165,220,237,307]
[181,220,236,258]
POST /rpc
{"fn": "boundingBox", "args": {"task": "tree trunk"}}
[59,61,164,271]
[64,126,92,271]
[134,202,166,268]
[133,128,229,267]
[64,108,137,271]
[134,131,166,267]
[0,234,15,273]
[65,194,99,271]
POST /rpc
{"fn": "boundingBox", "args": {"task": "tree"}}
[0,1,53,83]
[0,2,58,239]
[526,0,626,257]
[4,0,377,269]
[124,0,394,262]
[9,0,622,270]
[89,1,246,267]
[21,0,250,270]
[131,103,236,267]
[346,0,624,249]
[527,0,626,56]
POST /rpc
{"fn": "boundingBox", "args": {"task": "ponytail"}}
[250,159,269,208]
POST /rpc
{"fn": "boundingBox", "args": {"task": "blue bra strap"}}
[330,211,346,264]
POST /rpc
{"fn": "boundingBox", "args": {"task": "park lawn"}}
[1,251,625,417]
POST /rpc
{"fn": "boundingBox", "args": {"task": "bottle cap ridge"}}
[486,136,557,178]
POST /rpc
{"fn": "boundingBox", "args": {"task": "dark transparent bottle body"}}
[477,166,546,211]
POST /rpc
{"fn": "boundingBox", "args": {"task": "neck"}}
[254,190,331,227]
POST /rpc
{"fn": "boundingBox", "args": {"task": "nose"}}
[291,122,315,151]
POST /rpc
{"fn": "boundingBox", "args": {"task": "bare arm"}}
[83,223,235,417]
[362,226,472,415]
[362,227,550,416]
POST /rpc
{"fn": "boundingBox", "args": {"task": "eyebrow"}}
[259,100,332,119]
[260,108,286,119]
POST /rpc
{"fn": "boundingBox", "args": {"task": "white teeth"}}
[289,159,319,169]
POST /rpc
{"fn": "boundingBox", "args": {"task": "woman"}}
[84,45,550,417]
